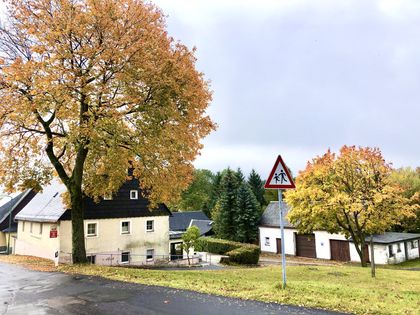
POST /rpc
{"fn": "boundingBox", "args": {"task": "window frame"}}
[86,222,98,237]
[397,243,402,253]
[121,251,130,264]
[120,220,131,235]
[146,249,154,261]
[265,237,270,246]
[130,190,138,200]
[412,240,419,249]
[146,220,154,232]
[388,244,395,257]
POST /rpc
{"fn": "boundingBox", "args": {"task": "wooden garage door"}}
[330,240,350,262]
[276,238,282,254]
[295,233,316,258]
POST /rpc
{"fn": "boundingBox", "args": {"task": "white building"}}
[259,201,420,264]
[15,179,171,265]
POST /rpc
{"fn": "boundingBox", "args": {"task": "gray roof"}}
[169,211,210,232]
[0,191,26,224]
[360,232,420,244]
[260,201,293,228]
[15,180,67,223]
[189,219,213,236]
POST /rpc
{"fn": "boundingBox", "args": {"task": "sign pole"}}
[278,189,287,288]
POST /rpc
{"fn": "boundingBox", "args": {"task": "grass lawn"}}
[59,263,419,315]
[1,255,419,315]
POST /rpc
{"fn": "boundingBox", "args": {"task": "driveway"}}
[0,262,347,315]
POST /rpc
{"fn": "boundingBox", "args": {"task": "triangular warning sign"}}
[264,155,295,189]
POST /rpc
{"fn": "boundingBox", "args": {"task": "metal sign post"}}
[278,189,287,288]
[264,155,295,289]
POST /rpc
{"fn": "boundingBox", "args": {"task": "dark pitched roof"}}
[354,232,420,245]
[60,178,171,220]
[259,201,293,228]
[190,219,213,236]
[169,211,210,231]
[0,190,35,230]
[17,179,171,222]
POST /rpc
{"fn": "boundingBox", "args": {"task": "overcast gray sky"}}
[1,1,419,178]
[152,0,420,177]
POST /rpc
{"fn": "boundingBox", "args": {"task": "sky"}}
[151,0,420,177]
[1,1,420,179]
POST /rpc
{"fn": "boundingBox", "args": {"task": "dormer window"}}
[130,190,138,200]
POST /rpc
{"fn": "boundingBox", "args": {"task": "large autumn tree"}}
[285,146,417,267]
[0,0,215,262]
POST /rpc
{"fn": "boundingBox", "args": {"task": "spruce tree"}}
[213,168,238,240]
[234,182,261,243]
[248,169,266,207]
[236,168,245,185]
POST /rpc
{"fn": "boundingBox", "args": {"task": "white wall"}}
[15,221,60,260]
[259,226,296,255]
[313,231,347,260]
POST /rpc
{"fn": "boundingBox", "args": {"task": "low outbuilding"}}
[259,201,420,264]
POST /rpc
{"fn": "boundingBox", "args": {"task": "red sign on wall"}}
[50,228,58,238]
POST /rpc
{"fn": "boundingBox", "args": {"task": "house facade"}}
[15,179,171,265]
[0,190,36,253]
[259,201,420,264]
[169,211,213,260]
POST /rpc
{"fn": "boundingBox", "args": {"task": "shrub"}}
[226,246,260,265]
[195,237,260,265]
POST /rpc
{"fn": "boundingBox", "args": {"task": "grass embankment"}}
[1,255,419,315]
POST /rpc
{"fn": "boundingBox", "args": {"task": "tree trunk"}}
[352,237,367,267]
[70,185,87,263]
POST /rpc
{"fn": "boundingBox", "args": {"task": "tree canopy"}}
[389,167,420,232]
[0,0,215,262]
[285,146,417,266]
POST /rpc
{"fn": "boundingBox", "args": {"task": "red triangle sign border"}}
[264,155,296,189]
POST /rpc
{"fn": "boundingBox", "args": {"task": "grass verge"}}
[1,255,419,315]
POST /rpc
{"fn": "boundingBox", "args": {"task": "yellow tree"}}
[0,0,215,263]
[285,146,417,267]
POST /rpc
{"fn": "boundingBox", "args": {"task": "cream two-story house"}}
[15,178,171,265]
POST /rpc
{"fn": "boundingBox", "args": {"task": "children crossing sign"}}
[264,155,295,289]
[264,155,295,189]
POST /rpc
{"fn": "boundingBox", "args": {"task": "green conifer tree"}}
[247,169,266,207]
[213,168,238,240]
[234,182,261,243]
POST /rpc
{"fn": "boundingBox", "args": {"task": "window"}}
[412,240,419,249]
[146,220,154,232]
[388,245,394,257]
[146,249,154,261]
[22,221,25,232]
[39,223,43,235]
[121,251,130,264]
[265,237,270,246]
[130,190,138,200]
[121,221,131,234]
[87,223,97,237]
[30,222,33,234]
[397,243,401,253]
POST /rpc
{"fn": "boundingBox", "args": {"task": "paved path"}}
[0,263,347,315]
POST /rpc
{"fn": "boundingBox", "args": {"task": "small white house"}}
[259,201,420,264]
[15,178,171,265]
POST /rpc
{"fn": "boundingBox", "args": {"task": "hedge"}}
[195,237,260,265]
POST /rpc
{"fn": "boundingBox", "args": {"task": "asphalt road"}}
[0,263,347,315]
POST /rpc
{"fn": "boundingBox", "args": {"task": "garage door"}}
[330,240,350,262]
[295,233,316,258]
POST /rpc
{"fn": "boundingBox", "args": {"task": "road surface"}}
[0,262,347,315]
